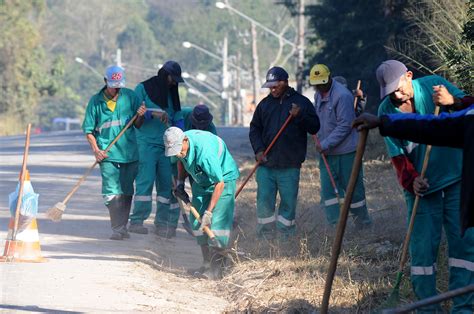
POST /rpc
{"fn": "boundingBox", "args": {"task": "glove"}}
[144,110,153,120]
[255,151,267,164]
[174,183,190,204]
[200,210,213,231]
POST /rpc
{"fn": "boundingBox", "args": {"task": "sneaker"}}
[110,232,123,240]
[129,224,148,234]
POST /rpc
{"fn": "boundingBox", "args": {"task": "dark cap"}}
[191,104,213,130]
[162,60,184,83]
[376,60,408,99]
[262,66,289,88]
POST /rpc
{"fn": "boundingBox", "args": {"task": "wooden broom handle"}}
[62,114,138,204]
[12,124,32,240]
[186,203,217,240]
[321,129,368,314]
[353,80,361,110]
[398,105,441,270]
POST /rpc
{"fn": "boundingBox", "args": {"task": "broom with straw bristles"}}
[46,114,138,222]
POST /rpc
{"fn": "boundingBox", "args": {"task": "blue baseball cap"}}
[162,60,184,83]
[105,65,125,88]
[262,66,289,88]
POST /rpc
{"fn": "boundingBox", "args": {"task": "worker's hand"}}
[151,111,169,124]
[255,151,267,164]
[174,183,190,204]
[413,176,429,196]
[200,210,213,231]
[353,89,364,98]
[94,149,108,162]
[315,141,326,154]
[432,85,455,106]
[137,103,147,117]
[352,113,381,131]
[289,103,301,118]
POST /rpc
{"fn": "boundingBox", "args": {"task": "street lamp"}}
[215,1,306,93]
[182,72,222,96]
[74,57,103,80]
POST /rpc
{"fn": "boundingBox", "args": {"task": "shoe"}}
[120,231,130,239]
[129,224,148,234]
[110,232,123,240]
[154,226,168,237]
[166,228,177,239]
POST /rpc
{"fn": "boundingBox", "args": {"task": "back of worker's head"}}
[191,104,213,130]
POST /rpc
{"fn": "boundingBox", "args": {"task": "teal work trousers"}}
[256,166,300,236]
[406,182,474,313]
[190,181,236,248]
[319,152,371,226]
[131,144,179,228]
[99,161,137,205]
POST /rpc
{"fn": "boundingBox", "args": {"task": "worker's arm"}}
[290,100,320,135]
[174,161,190,204]
[85,133,108,162]
[319,92,354,151]
[390,155,419,194]
[134,103,146,128]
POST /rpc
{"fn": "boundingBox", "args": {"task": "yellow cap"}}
[309,64,330,85]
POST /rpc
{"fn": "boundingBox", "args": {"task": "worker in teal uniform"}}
[164,127,239,278]
[129,61,184,238]
[376,60,473,313]
[82,65,146,240]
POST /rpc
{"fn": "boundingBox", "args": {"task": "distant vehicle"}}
[52,117,81,131]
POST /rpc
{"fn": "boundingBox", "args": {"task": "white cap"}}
[163,127,185,157]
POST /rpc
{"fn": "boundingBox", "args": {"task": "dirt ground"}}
[218,133,452,313]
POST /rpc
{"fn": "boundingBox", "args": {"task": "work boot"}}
[107,195,128,236]
[166,227,177,239]
[120,230,130,239]
[154,225,168,237]
[129,223,148,234]
[110,231,123,240]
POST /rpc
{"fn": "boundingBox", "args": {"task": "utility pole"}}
[236,51,242,125]
[296,0,305,94]
[251,22,260,107]
[116,48,122,67]
[222,36,231,126]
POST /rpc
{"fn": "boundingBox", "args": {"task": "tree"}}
[305,0,408,111]
[388,0,472,94]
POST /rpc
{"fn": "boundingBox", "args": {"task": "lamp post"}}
[74,57,103,80]
[215,1,306,93]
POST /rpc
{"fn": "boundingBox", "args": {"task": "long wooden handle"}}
[235,114,293,198]
[353,80,361,110]
[321,129,368,314]
[398,105,440,271]
[62,114,138,205]
[12,124,32,240]
[313,134,340,200]
[187,203,217,239]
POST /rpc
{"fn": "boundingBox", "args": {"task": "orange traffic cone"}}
[1,216,47,263]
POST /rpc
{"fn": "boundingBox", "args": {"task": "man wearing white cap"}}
[164,127,239,276]
[82,65,146,240]
[376,60,473,313]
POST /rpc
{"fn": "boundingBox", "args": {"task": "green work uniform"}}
[82,87,140,202]
[177,130,239,248]
[379,75,474,313]
[319,152,370,226]
[82,87,140,234]
[130,83,180,229]
[256,166,301,237]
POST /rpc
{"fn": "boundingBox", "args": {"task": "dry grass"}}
[219,137,451,313]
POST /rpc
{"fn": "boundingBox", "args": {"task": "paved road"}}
[0,127,249,313]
